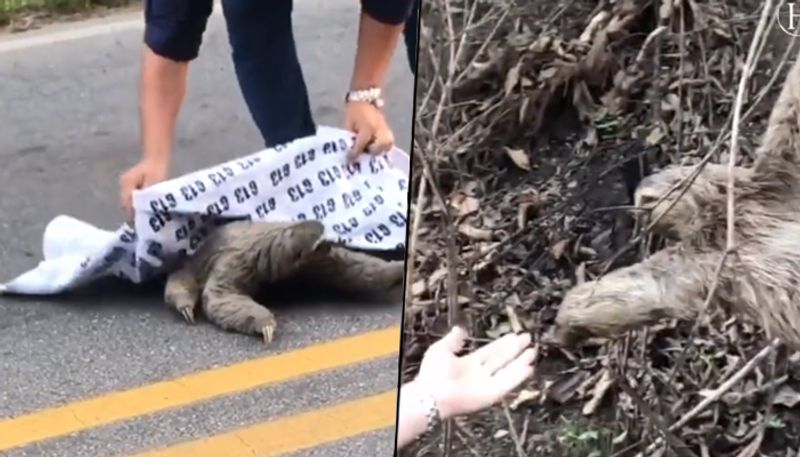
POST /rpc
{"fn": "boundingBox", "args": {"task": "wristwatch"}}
[345,86,385,108]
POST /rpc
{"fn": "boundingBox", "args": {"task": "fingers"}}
[367,126,394,155]
[348,127,373,163]
[119,173,133,210]
[345,103,395,162]
[487,347,536,401]
[119,172,140,225]
[428,326,468,355]
[467,332,532,371]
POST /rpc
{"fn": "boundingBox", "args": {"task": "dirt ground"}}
[402,1,800,456]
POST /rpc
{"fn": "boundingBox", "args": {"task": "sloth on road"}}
[164,220,405,344]
[553,50,800,351]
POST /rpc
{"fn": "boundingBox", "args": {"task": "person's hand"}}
[119,157,169,224]
[344,101,395,162]
[413,326,536,420]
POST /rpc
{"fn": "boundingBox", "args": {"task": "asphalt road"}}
[0,2,414,456]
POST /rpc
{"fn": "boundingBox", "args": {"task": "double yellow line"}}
[0,326,401,455]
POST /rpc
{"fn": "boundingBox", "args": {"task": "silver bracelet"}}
[345,86,385,108]
[419,392,441,436]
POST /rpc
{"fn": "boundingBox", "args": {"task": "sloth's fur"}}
[164,220,405,344]
[553,51,800,350]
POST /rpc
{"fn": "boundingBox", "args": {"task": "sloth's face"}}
[553,275,644,346]
[634,164,728,240]
[553,260,672,346]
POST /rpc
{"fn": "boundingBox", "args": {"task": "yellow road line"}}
[0,326,400,452]
[126,389,398,457]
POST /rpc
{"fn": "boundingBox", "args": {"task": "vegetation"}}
[0,0,134,26]
[403,0,800,456]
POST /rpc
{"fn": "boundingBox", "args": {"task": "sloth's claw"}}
[180,307,195,324]
[262,324,275,345]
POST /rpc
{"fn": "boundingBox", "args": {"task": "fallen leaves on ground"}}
[402,0,800,456]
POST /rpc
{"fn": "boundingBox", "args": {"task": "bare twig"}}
[727,0,773,249]
[405,1,790,456]
[675,339,780,429]
[612,370,699,457]
[639,338,782,456]
[405,167,429,312]
[501,401,529,457]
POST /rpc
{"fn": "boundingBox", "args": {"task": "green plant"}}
[0,0,134,15]
[557,419,617,457]
[0,0,134,26]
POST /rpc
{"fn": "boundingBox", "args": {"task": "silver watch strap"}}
[345,86,384,108]
[420,391,440,435]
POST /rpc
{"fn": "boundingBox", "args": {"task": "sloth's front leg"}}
[553,246,723,346]
[201,271,278,345]
[306,246,406,293]
[164,266,201,324]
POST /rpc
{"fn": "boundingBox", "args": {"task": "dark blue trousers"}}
[404,0,419,73]
[145,0,418,148]
[220,0,316,147]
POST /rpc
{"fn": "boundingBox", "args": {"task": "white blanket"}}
[0,126,409,295]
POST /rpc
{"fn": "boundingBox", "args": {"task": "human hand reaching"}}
[412,326,536,420]
[344,101,395,162]
[119,157,169,225]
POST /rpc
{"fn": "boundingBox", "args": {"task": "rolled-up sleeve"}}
[361,0,415,26]
[143,0,214,62]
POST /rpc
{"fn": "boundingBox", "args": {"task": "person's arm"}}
[120,1,212,220]
[395,328,536,450]
[139,0,213,165]
[344,1,414,158]
[139,47,188,167]
[349,6,407,91]
[396,380,440,449]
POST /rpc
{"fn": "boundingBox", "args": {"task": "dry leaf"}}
[539,66,558,80]
[528,35,551,53]
[505,305,523,333]
[547,370,591,404]
[582,369,613,415]
[510,389,541,410]
[575,262,587,285]
[518,203,533,230]
[428,267,448,289]
[486,322,513,339]
[551,239,569,260]
[504,147,532,171]
[658,0,675,21]
[645,126,665,146]
[515,190,540,229]
[584,127,599,146]
[660,93,681,112]
[494,430,510,439]
[733,433,763,457]
[773,385,800,408]
[450,193,480,217]
[579,11,610,43]
[476,242,501,259]
[504,61,522,96]
[411,280,426,297]
[458,223,493,241]
[521,76,533,88]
